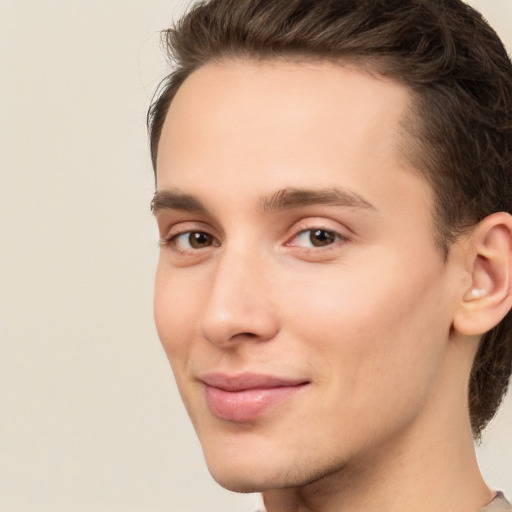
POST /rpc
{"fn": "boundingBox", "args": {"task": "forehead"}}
[156,59,431,224]
[157,60,413,175]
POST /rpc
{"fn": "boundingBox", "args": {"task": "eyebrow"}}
[260,187,376,213]
[151,190,208,214]
[151,186,376,215]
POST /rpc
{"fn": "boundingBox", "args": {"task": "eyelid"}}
[159,221,220,251]
[282,219,351,261]
[290,228,343,246]
[159,219,215,239]
[285,218,349,243]
[164,231,220,251]
[285,228,347,249]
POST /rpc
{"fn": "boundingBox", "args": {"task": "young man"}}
[148,1,512,511]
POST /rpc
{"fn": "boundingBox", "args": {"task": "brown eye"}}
[309,229,337,247]
[188,232,214,248]
[165,231,218,251]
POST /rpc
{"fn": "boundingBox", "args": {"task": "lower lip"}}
[204,384,307,422]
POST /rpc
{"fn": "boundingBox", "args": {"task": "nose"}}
[200,248,280,348]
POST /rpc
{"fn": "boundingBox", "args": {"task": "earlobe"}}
[453,212,512,336]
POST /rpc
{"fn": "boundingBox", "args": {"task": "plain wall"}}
[0,1,510,511]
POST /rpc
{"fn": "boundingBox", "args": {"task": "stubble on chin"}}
[208,453,351,495]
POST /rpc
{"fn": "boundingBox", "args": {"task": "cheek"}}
[153,263,199,362]
[273,265,451,451]
[279,255,450,393]
[154,266,205,424]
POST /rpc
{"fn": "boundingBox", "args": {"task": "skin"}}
[153,60,494,512]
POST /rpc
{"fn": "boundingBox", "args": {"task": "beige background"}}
[0,1,510,511]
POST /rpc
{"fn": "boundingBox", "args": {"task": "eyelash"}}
[159,231,218,252]
[287,227,346,249]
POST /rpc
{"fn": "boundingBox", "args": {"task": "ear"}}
[453,212,512,336]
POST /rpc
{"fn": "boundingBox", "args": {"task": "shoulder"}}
[479,493,512,512]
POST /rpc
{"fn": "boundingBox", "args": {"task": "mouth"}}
[200,372,310,422]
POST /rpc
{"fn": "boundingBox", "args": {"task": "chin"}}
[193,410,353,493]
[204,446,343,494]
[210,473,268,494]
[203,450,276,492]
[208,466,294,494]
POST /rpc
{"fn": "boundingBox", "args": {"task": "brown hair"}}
[148,0,512,437]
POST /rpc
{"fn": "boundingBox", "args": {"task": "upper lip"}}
[200,372,309,392]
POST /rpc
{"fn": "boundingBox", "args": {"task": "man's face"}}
[153,61,460,492]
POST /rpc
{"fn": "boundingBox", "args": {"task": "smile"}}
[201,373,310,422]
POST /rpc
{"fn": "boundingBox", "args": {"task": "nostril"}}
[224,331,266,343]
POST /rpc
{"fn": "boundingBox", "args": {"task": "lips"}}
[201,373,309,422]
